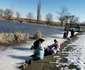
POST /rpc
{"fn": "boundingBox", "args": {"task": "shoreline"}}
[0,32,67,70]
[0,25,81,70]
[22,32,82,70]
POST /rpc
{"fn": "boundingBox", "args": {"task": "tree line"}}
[0,6,79,26]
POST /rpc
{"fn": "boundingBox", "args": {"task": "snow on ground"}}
[0,33,67,70]
[0,40,34,70]
[0,20,80,70]
[0,30,79,70]
[67,32,85,70]
[0,31,79,70]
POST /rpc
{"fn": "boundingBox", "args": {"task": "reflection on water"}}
[0,20,64,37]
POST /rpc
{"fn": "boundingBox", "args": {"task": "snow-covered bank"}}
[0,33,67,70]
[0,30,79,70]
[66,32,85,70]
[0,20,67,70]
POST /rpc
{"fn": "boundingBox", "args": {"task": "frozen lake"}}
[0,20,66,70]
[0,20,64,37]
[0,20,84,70]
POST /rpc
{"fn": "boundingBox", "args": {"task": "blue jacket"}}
[34,46,44,59]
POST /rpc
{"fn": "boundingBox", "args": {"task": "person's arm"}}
[48,43,56,49]
[34,50,38,56]
[49,43,55,47]
[57,43,60,48]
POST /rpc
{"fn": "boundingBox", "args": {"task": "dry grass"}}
[1,17,81,27]
[0,32,29,45]
[33,31,41,39]
[9,17,61,26]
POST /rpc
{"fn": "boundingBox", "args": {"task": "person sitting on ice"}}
[44,39,60,56]
[49,39,60,52]
[25,38,45,64]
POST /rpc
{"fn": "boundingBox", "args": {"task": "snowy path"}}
[0,33,66,70]
[67,32,85,70]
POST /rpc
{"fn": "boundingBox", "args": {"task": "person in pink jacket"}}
[44,39,60,56]
[48,39,60,53]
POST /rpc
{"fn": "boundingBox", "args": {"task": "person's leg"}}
[32,57,40,61]
[25,58,32,64]
[46,50,53,55]
[44,48,48,56]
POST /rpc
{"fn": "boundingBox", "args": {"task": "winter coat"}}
[49,42,60,52]
[34,43,44,60]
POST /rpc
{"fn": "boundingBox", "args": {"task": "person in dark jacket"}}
[31,38,44,50]
[63,31,67,38]
[70,29,75,38]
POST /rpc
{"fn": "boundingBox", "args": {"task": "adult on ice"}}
[70,29,75,38]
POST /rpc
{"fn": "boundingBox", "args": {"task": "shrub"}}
[33,31,41,39]
[0,32,29,45]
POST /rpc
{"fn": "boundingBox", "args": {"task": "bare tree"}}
[4,8,13,19]
[27,13,34,22]
[16,11,20,19]
[69,15,79,27]
[57,6,70,26]
[37,0,41,23]
[70,16,79,23]
[46,13,53,25]
[64,16,70,26]
[0,9,3,17]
